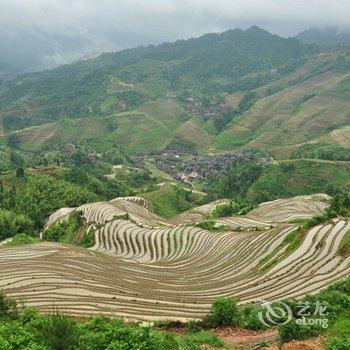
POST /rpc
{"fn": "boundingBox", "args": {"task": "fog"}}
[1,0,350,74]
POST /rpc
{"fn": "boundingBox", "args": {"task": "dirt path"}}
[214,327,278,349]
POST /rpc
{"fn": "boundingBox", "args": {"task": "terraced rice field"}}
[0,194,349,321]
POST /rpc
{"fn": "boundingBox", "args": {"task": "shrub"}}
[43,211,83,243]
[181,331,225,350]
[4,233,40,247]
[328,278,350,296]
[203,298,240,327]
[0,209,34,241]
[40,313,78,350]
[186,320,203,334]
[0,291,18,320]
[77,228,95,248]
[327,336,350,350]
[240,304,267,331]
[278,319,323,343]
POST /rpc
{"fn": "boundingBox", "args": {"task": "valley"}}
[0,24,349,350]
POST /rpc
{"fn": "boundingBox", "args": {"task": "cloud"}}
[1,0,350,39]
[0,0,350,72]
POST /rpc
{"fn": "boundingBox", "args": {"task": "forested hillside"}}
[0,27,316,126]
[0,26,349,157]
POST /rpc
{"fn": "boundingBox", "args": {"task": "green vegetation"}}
[142,184,202,218]
[43,211,84,244]
[0,209,34,241]
[201,277,350,347]
[43,211,95,248]
[338,230,350,257]
[0,292,225,350]
[3,234,40,247]
[0,26,323,156]
[210,201,254,218]
[2,25,311,124]
[0,148,134,237]
[203,298,241,327]
[207,159,263,201]
[292,143,350,161]
[277,278,350,345]
[2,175,97,229]
[194,221,231,232]
[247,160,350,203]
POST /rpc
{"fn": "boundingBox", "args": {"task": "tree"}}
[41,313,78,350]
[203,298,241,327]
[0,180,3,206]
[6,134,20,149]
[16,167,25,177]
[9,151,24,167]
[0,291,18,320]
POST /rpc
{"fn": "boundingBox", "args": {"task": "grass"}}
[283,228,306,255]
[194,220,232,232]
[248,159,350,203]
[259,227,306,272]
[144,161,174,180]
[4,234,41,247]
[3,63,350,157]
[178,330,225,349]
[141,183,202,218]
[211,59,350,155]
[2,99,193,154]
[338,229,350,257]
[326,310,350,338]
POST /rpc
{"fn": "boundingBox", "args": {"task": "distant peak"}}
[246,25,269,33]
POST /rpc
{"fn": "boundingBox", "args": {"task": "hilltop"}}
[0,26,329,155]
[0,27,349,158]
[296,26,350,46]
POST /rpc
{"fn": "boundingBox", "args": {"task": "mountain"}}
[296,27,350,46]
[1,26,349,157]
[0,25,161,79]
[0,26,316,121]
[0,62,21,81]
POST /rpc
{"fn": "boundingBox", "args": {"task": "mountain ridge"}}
[1,26,349,158]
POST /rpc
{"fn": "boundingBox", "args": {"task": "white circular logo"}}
[258,299,293,327]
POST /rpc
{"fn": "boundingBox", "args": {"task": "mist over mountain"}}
[2,0,350,79]
[0,25,163,80]
[296,27,350,46]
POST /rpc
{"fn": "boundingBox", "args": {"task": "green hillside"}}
[0,27,315,126]
[213,52,350,156]
[0,27,349,157]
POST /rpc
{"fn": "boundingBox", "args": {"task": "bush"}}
[4,233,40,247]
[278,319,323,343]
[328,278,350,296]
[203,298,240,327]
[210,201,254,218]
[40,313,78,350]
[0,210,34,241]
[327,336,350,350]
[3,175,98,229]
[181,330,225,349]
[43,211,83,243]
[240,304,267,331]
[186,320,203,334]
[0,291,18,320]
[77,228,95,248]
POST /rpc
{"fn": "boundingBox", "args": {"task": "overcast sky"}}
[2,0,350,39]
[1,0,350,71]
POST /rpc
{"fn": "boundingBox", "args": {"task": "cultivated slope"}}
[1,194,349,321]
